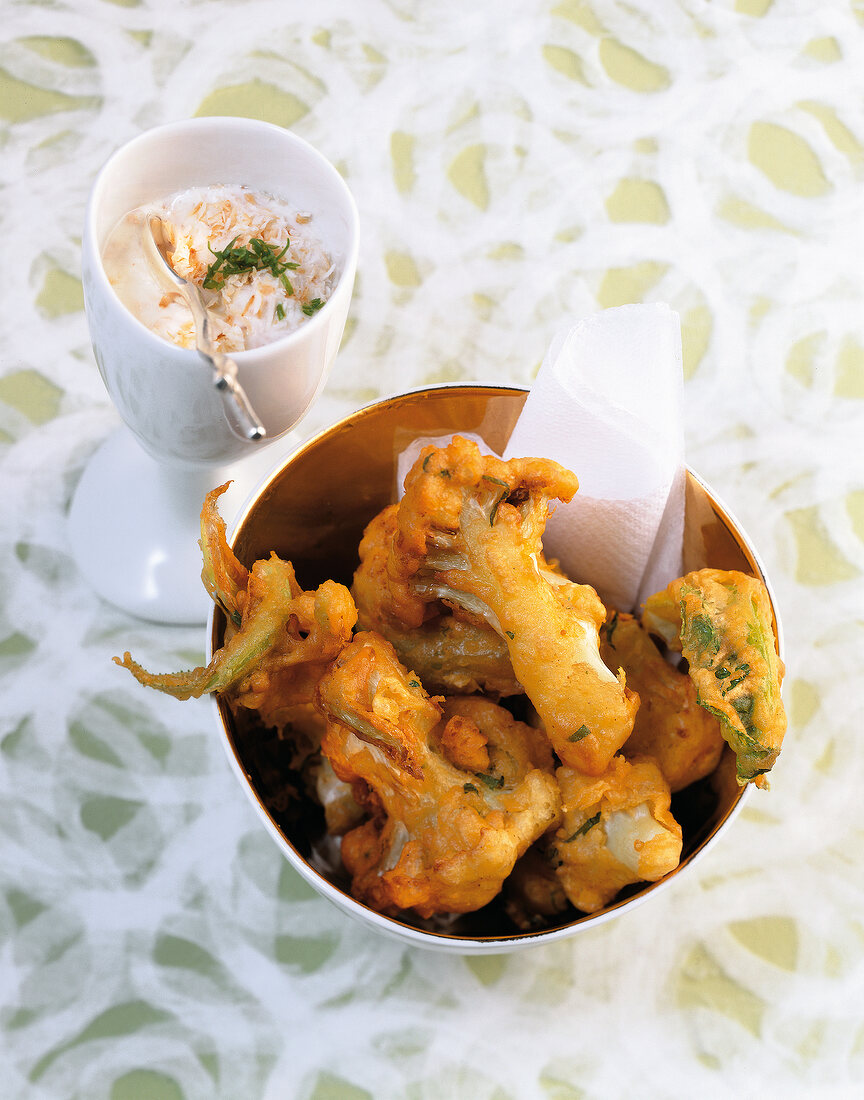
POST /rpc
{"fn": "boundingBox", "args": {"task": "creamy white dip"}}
[102,184,337,353]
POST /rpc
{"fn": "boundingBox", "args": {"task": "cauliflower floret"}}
[387,436,639,775]
[552,756,682,914]
[315,631,561,918]
[642,569,786,787]
[310,756,367,836]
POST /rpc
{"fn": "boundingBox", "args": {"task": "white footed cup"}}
[71,118,359,623]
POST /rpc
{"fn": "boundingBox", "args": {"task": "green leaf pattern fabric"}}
[2,0,863,1095]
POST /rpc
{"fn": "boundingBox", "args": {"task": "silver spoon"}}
[144,214,266,443]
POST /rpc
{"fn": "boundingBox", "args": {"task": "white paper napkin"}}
[503,304,685,612]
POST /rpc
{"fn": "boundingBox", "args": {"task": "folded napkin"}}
[503,303,685,612]
[396,304,685,613]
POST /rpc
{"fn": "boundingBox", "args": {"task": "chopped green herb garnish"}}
[714,666,730,680]
[568,724,591,742]
[463,783,479,794]
[203,236,294,290]
[505,630,515,640]
[438,468,452,478]
[605,612,619,647]
[302,297,325,316]
[482,475,510,489]
[422,453,433,471]
[564,811,601,842]
[275,302,285,321]
[407,679,420,688]
[230,610,242,628]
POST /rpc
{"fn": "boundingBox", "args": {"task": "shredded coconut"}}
[102,184,337,353]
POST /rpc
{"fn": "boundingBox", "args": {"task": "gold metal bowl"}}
[209,385,780,952]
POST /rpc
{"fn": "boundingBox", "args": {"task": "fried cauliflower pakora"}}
[115,484,357,723]
[642,569,786,787]
[315,631,561,918]
[353,504,521,697]
[600,611,725,792]
[552,756,683,913]
[388,436,639,775]
[115,437,786,932]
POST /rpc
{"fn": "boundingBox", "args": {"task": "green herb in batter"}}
[564,812,601,842]
[489,489,509,526]
[475,772,506,790]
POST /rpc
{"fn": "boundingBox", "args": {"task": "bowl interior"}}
[213,385,770,943]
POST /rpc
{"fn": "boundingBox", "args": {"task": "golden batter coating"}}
[315,632,561,918]
[642,569,786,787]
[553,756,683,914]
[600,611,725,792]
[432,695,557,779]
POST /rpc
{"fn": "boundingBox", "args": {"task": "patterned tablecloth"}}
[2,1,863,1097]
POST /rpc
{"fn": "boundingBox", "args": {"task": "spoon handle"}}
[186,291,267,442]
[206,349,267,443]
[146,215,267,443]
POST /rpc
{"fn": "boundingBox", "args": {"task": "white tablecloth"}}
[2,1,862,1096]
